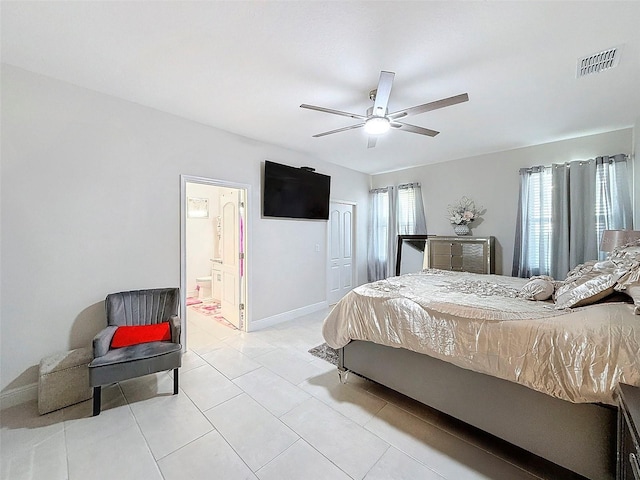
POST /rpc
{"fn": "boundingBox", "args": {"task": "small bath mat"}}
[190,301,221,315]
[186,296,202,306]
[189,301,238,330]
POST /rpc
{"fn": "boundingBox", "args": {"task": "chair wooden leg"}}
[92,386,102,416]
[173,368,179,394]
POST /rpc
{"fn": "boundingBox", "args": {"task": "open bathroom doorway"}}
[180,175,249,349]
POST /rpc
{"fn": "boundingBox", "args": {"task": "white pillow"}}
[564,261,597,282]
[521,277,554,301]
[555,271,621,309]
[624,284,640,314]
[610,239,640,265]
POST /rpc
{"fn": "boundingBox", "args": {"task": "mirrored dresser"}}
[426,236,494,274]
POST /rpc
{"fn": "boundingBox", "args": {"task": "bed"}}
[322,256,640,480]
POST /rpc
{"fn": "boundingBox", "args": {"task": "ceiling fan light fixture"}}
[364,116,390,135]
[301,70,469,147]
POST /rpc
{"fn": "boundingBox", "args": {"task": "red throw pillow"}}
[111,323,172,348]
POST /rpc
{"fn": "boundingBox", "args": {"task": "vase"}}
[453,224,470,236]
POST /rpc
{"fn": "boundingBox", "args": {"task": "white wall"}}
[372,129,634,276]
[634,117,640,228]
[0,65,371,393]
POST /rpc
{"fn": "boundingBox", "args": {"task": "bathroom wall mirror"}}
[395,235,433,276]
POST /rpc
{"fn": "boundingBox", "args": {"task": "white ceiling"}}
[2,1,640,175]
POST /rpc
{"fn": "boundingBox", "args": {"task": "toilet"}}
[196,276,212,300]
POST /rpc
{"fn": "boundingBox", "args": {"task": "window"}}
[523,167,552,275]
[368,187,394,281]
[594,158,632,256]
[397,183,426,236]
[367,182,427,281]
[514,155,632,278]
[371,189,390,263]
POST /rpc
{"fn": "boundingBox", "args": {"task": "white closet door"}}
[327,202,355,305]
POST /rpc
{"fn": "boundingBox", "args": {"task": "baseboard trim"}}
[248,301,328,332]
[2,303,329,406]
[0,383,38,410]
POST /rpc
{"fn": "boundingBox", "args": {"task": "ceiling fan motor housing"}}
[366,105,387,117]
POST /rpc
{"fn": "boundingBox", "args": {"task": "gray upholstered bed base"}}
[339,340,616,480]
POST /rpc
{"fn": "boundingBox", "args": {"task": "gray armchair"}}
[88,288,182,416]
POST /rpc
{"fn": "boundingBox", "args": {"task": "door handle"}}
[630,452,640,479]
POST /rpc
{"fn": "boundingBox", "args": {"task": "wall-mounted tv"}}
[263,161,331,220]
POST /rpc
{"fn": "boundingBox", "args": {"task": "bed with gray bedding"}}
[322,245,640,480]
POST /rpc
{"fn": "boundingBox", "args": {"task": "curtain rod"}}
[519,154,629,174]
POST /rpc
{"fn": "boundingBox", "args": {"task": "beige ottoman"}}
[38,347,93,415]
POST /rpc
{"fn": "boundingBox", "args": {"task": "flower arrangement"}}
[447,196,482,225]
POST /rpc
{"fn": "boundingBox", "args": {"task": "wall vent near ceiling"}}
[577,46,622,78]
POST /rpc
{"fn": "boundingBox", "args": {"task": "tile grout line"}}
[257,437,359,480]
[122,373,223,474]
[187,313,553,480]
[62,405,71,480]
[279,396,392,480]
[117,383,166,479]
[203,392,301,474]
[359,443,392,480]
[360,400,542,480]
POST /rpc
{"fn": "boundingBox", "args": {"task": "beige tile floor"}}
[1,308,577,480]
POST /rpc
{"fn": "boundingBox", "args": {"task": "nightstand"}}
[617,383,640,480]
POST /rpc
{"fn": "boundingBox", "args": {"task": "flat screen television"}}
[263,161,331,220]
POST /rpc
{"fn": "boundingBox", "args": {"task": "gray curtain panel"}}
[513,154,632,279]
[367,186,396,281]
[550,163,570,279]
[368,183,428,281]
[567,159,598,272]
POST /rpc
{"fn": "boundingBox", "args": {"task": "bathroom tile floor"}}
[1,308,580,480]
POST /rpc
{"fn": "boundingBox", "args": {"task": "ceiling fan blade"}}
[388,93,469,120]
[367,136,377,149]
[300,104,366,120]
[391,122,439,137]
[372,71,395,116]
[312,123,366,137]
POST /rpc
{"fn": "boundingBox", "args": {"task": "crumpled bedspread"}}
[322,269,640,405]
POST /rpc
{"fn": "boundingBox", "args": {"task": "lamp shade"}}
[599,230,640,252]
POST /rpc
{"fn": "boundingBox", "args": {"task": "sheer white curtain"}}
[367,186,396,281]
[368,183,428,281]
[595,154,633,255]
[397,183,427,235]
[513,154,632,279]
[512,166,552,277]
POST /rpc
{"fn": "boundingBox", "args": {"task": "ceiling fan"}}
[300,71,469,148]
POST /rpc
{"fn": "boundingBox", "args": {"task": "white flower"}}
[447,197,482,225]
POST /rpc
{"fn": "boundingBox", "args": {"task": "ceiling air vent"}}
[577,46,621,78]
